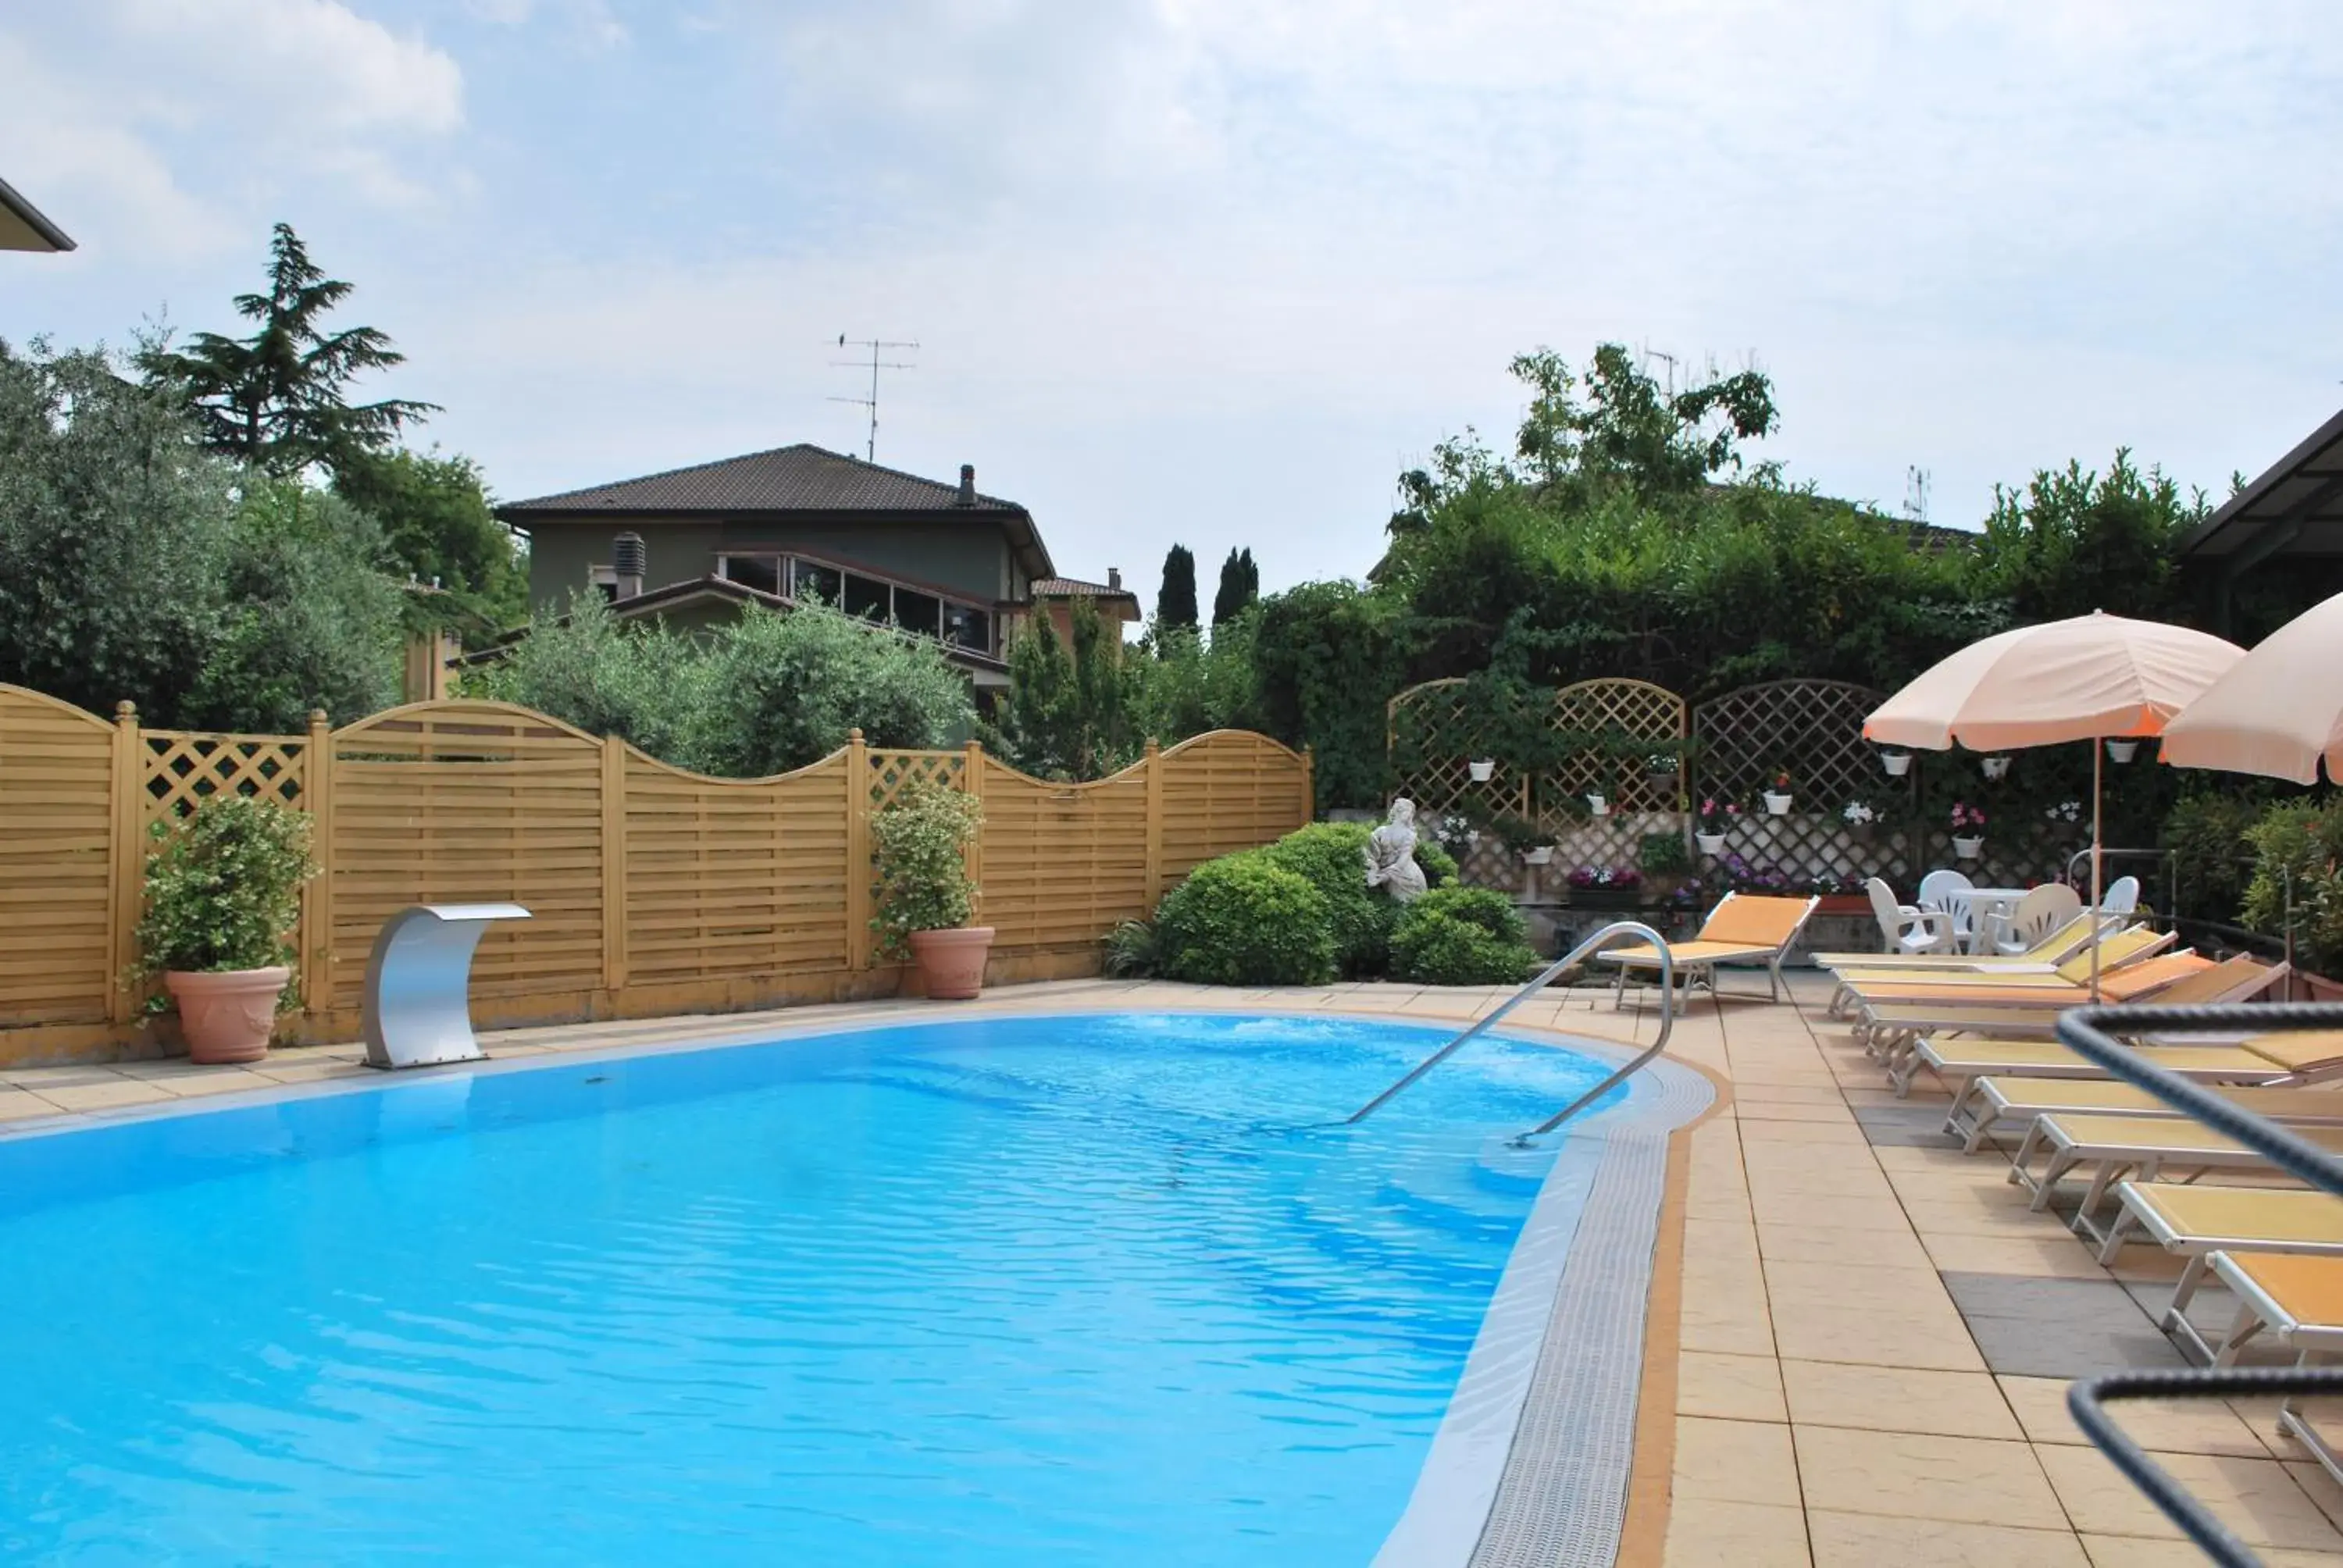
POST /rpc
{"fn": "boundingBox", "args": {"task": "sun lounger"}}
[1817,912,2117,1017]
[1896,1020,2343,1102]
[2095,1183,2343,1362]
[1837,926,2175,1015]
[2010,1114,2343,1229]
[2204,1251,2343,1487]
[1946,1075,2343,1154]
[1592,892,1818,1006]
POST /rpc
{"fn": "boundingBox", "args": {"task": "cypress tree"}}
[1212,547,1259,629]
[1157,544,1199,647]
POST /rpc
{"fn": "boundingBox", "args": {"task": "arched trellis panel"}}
[1692,679,1910,888]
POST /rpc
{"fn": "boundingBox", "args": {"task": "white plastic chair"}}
[1866,877,1956,956]
[1985,883,2083,956]
[2097,875,2141,916]
[1917,868,1975,946]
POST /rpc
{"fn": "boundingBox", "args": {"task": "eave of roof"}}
[0,175,74,253]
[2177,407,2343,560]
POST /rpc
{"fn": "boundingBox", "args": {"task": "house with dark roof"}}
[2174,407,2343,634]
[494,444,1065,692]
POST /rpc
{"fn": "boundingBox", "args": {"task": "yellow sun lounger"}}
[2011,1114,2343,1230]
[1592,892,1819,1006]
[1838,925,2174,1010]
[2204,1252,2343,1487]
[2096,1183,2343,1362]
[1895,1019,2343,1101]
[1817,913,2117,1017]
[1946,1075,2343,1155]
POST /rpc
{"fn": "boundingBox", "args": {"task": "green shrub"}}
[134,795,316,989]
[1102,918,1160,978]
[1156,853,1337,985]
[1638,832,1690,876]
[2162,792,2262,925]
[868,778,983,960]
[1418,837,1460,888]
[1389,886,1539,985]
[1254,820,1457,978]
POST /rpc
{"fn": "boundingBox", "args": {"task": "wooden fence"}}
[0,688,1312,1064]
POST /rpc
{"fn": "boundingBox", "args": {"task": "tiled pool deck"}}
[8,973,2343,1564]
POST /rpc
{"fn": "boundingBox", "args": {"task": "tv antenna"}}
[829,335,918,461]
[1903,465,1932,523]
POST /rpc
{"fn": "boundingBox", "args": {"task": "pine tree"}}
[1212,547,1259,629]
[1157,544,1199,655]
[141,222,438,476]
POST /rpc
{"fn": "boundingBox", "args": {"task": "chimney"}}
[956,464,975,507]
[1107,567,1122,591]
[612,531,647,600]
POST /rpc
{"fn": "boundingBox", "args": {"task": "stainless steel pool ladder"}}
[1343,921,1675,1136]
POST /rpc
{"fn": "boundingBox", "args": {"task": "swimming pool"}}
[0,1011,1699,1565]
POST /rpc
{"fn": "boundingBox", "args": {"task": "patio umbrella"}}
[2161,590,2343,785]
[1864,611,2245,996]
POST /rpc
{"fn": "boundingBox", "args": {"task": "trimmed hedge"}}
[1156,852,1339,985]
[1256,821,1457,978]
[1389,886,1540,986]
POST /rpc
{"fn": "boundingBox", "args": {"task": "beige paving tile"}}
[154,1071,276,1098]
[1675,1417,1804,1508]
[0,1089,60,1121]
[31,1078,174,1111]
[249,1060,373,1084]
[1793,1426,2067,1530]
[1683,1217,1762,1267]
[1770,1297,1987,1372]
[1808,1511,2087,1566]
[1679,1292,1780,1359]
[1664,1499,1813,1567]
[1734,1082,1851,1106]
[1763,1258,1957,1314]
[2081,1539,2343,1566]
[1782,1360,2024,1441]
[1678,1351,1790,1423]
[1753,1221,1933,1270]
[1737,1117,1874,1147]
[2000,1376,2269,1459]
[2037,1443,2343,1550]
[2290,1460,2343,1534]
[1919,1231,2114,1280]
[1745,1192,1918,1235]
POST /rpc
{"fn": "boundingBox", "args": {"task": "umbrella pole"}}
[2090,739,2105,1003]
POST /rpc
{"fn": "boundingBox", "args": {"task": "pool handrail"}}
[2056,1000,2343,1567]
[1343,920,1674,1129]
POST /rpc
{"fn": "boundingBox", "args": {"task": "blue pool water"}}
[0,1012,1625,1566]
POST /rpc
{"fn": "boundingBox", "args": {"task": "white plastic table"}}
[1939,887,2027,954]
[361,903,533,1070]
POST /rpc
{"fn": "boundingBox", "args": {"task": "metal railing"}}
[2057,1001,2343,1567]
[1344,921,1675,1138]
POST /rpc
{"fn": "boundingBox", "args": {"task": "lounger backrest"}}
[2099,875,2142,915]
[2022,911,2100,962]
[1699,893,1817,948]
[2049,926,2166,982]
[2095,951,2210,1000]
[2142,953,2276,1007]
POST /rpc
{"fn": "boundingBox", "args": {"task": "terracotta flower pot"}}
[165,966,290,1064]
[908,926,996,1000]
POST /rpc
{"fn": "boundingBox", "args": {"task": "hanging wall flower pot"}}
[1763,791,1793,815]
[1523,846,1554,866]
[2106,739,2139,764]
[1586,793,1609,817]
[1952,836,1985,861]
[1467,759,1496,782]
[1980,756,2012,781]
[1881,750,1913,777]
[1695,832,1727,855]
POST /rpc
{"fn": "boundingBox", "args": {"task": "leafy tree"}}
[1250,580,1407,808]
[1127,618,1261,743]
[183,479,404,732]
[1156,543,1199,643]
[0,340,234,722]
[141,222,437,476]
[1509,343,1777,501]
[471,590,704,761]
[990,597,1136,779]
[1212,546,1259,628]
[334,447,527,633]
[690,600,975,777]
[1974,450,2200,624]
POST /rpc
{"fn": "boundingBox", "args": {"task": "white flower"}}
[1841,800,1876,825]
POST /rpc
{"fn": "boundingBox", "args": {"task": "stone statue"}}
[1364,797,1429,904]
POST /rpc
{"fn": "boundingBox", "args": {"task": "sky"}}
[5,1,2341,606]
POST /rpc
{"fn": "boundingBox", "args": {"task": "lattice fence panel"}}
[141,732,307,827]
[1385,679,1531,828]
[1539,679,1689,825]
[1692,680,1904,889]
[866,750,965,811]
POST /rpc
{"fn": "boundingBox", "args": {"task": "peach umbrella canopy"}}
[2161,590,2343,785]
[1863,611,2244,752]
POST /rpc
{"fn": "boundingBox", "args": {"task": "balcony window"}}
[719,554,781,596]
[943,604,992,653]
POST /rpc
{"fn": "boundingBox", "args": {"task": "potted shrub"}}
[1638,832,1691,900]
[1763,769,1795,815]
[1694,796,1737,855]
[871,778,992,1000]
[1950,801,1988,861]
[134,794,316,1064]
